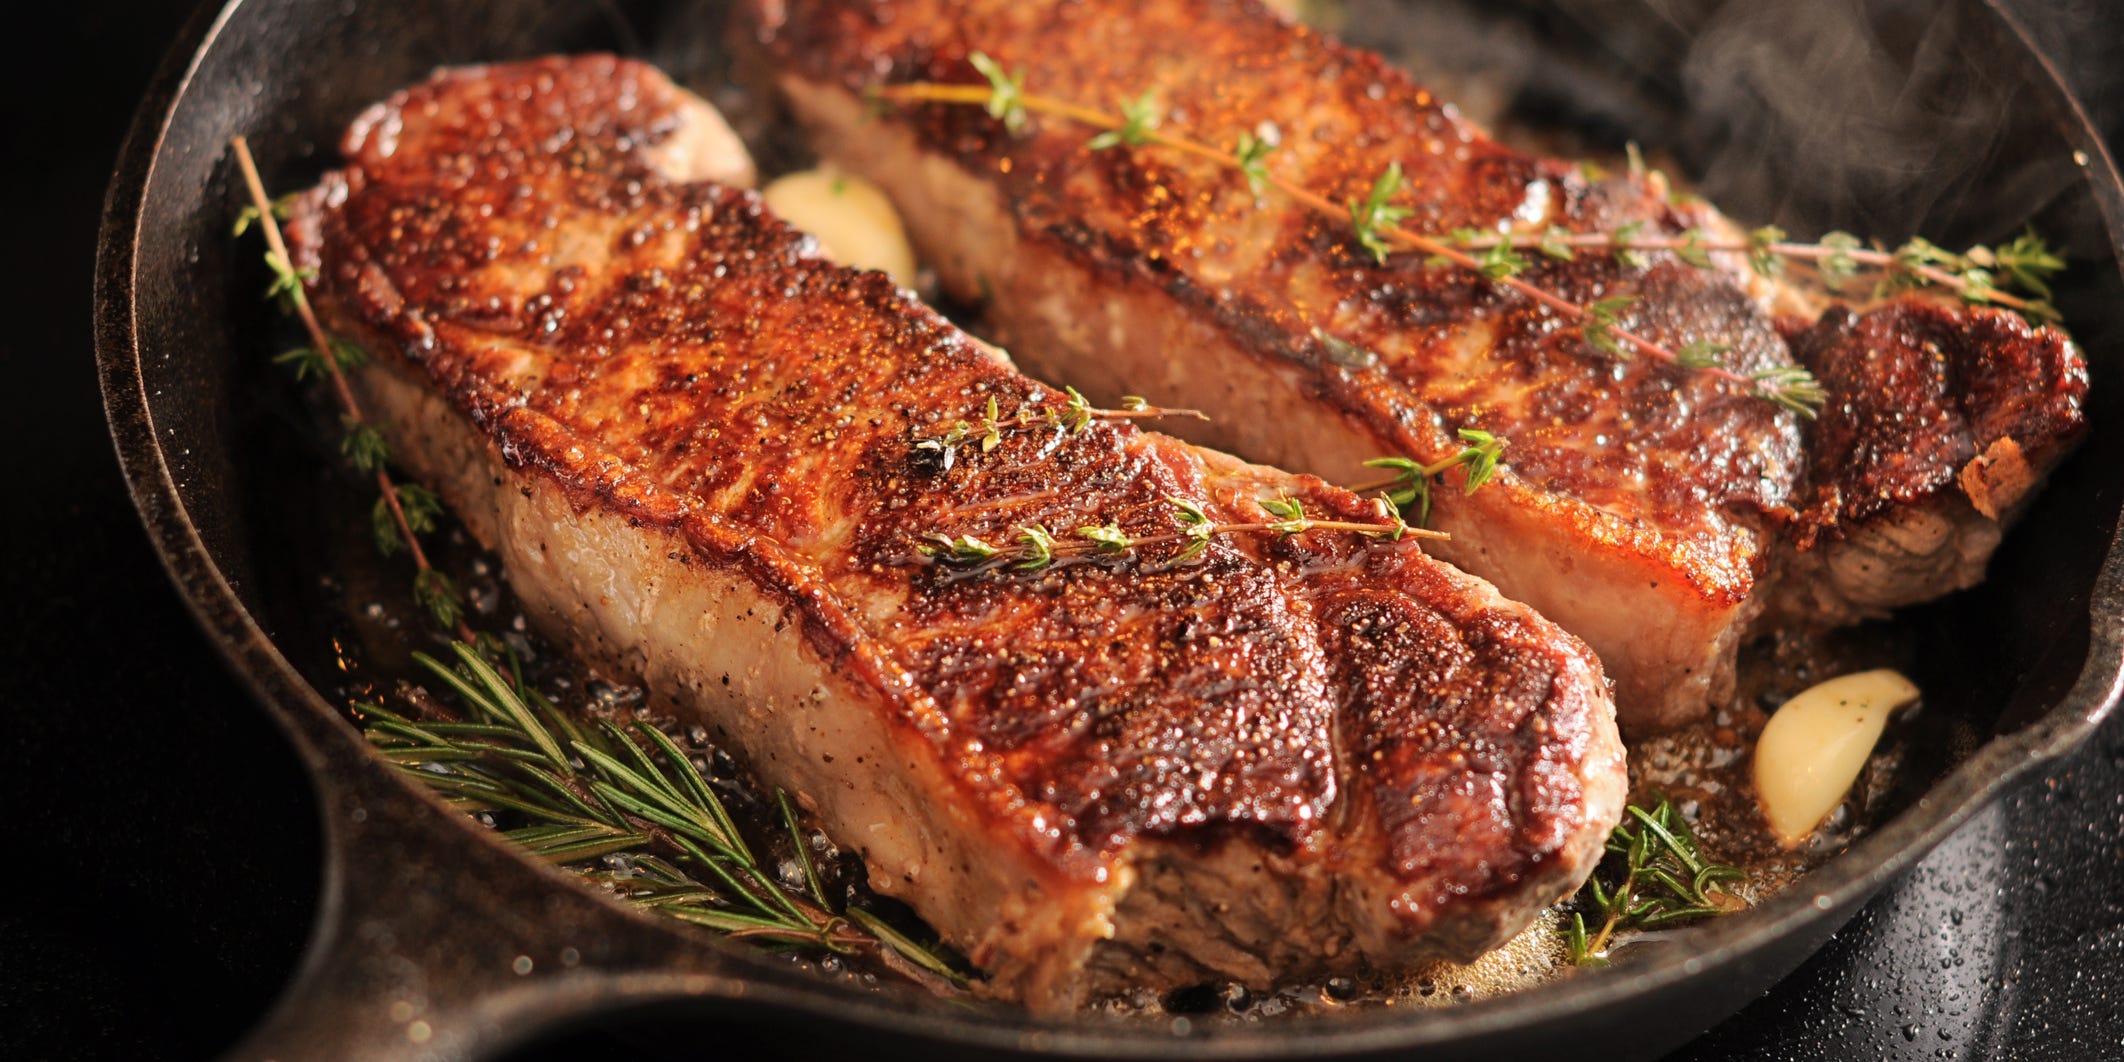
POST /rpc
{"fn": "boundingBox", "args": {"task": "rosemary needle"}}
[367,643,971,993]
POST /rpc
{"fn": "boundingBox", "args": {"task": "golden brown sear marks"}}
[744,0,2086,727]
[286,55,1625,1002]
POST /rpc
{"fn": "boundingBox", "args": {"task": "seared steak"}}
[740,0,2089,730]
[285,57,1626,1010]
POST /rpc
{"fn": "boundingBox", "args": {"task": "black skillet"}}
[94,0,2124,1058]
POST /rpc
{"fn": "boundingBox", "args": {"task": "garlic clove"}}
[1753,668,1920,848]
[760,168,918,289]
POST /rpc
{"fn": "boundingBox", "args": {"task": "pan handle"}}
[225,747,753,1061]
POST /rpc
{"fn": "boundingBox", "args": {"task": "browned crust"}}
[283,55,1625,994]
[744,0,1801,605]
[1782,299,2087,545]
[742,0,2088,726]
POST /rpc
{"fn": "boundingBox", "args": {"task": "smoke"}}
[1675,0,2080,248]
[1338,0,2102,259]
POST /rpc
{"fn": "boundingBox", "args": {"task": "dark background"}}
[3,1,2119,1059]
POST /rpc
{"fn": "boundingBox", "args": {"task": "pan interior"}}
[110,0,2124,1053]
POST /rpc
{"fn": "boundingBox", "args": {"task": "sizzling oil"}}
[316,509,1924,1020]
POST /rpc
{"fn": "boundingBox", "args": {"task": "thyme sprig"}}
[916,493,1444,572]
[1565,795,1745,965]
[1348,162,1415,264]
[1442,224,2066,323]
[875,56,2051,418]
[1343,428,1505,527]
[231,137,472,637]
[881,61,1821,412]
[875,61,1824,413]
[364,642,967,992]
[914,387,1207,467]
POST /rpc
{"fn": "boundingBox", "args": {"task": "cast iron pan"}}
[93,0,2124,1058]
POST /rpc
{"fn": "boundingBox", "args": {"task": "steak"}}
[739,0,2090,731]
[284,56,1626,1010]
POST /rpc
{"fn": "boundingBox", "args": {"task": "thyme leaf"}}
[1014,524,1058,570]
[232,190,299,236]
[1087,91,1159,151]
[340,417,391,474]
[1676,339,1732,370]
[917,533,1000,565]
[1538,226,1576,262]
[1583,296,1637,359]
[1817,231,1863,285]
[1566,795,1744,965]
[966,51,1028,134]
[1675,228,1714,269]
[1478,238,1528,280]
[1078,523,1133,553]
[1233,130,1275,196]
[1347,162,1414,264]
[273,345,329,382]
[412,568,466,630]
[1611,221,1648,270]
[1061,385,1095,433]
[1748,225,1787,278]
[978,395,1003,452]
[263,250,313,304]
[1356,427,1507,526]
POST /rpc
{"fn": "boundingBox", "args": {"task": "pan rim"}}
[91,0,2124,1055]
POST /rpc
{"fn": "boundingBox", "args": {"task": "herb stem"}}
[1090,405,1211,422]
[916,497,1446,574]
[232,136,474,642]
[876,81,1795,409]
[1343,449,1491,497]
[1449,232,2055,317]
[371,645,971,993]
[1132,519,1448,546]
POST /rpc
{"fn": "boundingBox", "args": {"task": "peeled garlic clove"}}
[760,169,918,289]
[1753,669,1920,847]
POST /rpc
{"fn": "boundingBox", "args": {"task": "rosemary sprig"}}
[1565,795,1745,965]
[916,493,1444,572]
[231,137,472,637]
[365,641,968,992]
[874,57,2051,418]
